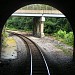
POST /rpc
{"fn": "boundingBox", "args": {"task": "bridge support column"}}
[39,16,45,37]
[33,17,39,37]
[33,16,45,38]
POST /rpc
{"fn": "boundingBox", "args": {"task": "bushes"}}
[55,29,66,38]
[6,17,72,34]
[54,30,74,46]
[6,17,33,31]
[64,32,74,46]
[44,18,72,34]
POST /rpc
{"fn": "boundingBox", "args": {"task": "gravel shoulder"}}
[28,36,75,75]
[28,36,73,65]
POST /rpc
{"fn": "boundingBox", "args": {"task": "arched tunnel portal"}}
[0,0,75,61]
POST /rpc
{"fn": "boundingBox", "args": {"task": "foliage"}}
[44,17,72,34]
[6,17,33,31]
[55,29,66,38]
[54,30,74,46]
[6,17,72,33]
[64,32,74,46]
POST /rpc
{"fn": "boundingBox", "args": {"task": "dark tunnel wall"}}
[0,0,75,61]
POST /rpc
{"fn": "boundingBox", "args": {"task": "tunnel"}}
[0,0,75,61]
[0,0,75,75]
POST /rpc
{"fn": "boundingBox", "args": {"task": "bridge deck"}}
[14,10,62,14]
[12,10,65,17]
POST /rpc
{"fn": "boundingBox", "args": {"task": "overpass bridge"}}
[12,10,65,17]
[11,10,65,38]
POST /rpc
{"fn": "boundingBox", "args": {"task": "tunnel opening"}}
[0,1,74,75]
[1,4,74,60]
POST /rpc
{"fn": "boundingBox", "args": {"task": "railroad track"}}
[8,31,51,75]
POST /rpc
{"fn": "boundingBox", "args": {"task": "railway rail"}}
[8,31,51,75]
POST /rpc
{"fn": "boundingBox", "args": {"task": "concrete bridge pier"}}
[33,17,39,37]
[33,16,45,38]
[39,16,45,37]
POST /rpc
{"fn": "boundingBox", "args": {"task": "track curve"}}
[8,31,51,75]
